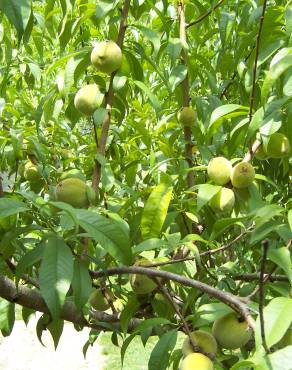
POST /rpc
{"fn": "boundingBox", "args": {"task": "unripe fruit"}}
[0,215,16,233]
[178,107,196,127]
[254,145,269,160]
[89,289,113,311]
[266,133,291,158]
[56,178,89,208]
[231,162,255,188]
[180,353,213,370]
[209,187,235,214]
[91,40,122,74]
[130,258,157,295]
[74,84,101,116]
[60,148,71,159]
[207,157,232,185]
[212,312,252,349]
[182,331,217,357]
[24,162,41,183]
[60,169,86,182]
[152,293,175,320]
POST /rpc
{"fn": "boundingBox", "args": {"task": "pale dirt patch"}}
[0,315,106,370]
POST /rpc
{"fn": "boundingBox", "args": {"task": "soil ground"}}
[0,315,105,370]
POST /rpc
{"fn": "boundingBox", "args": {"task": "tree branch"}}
[219,47,255,99]
[244,1,268,162]
[178,1,194,189]
[259,240,270,353]
[243,138,262,162]
[144,225,253,268]
[234,273,288,283]
[92,266,256,330]
[0,176,4,198]
[186,0,225,29]
[0,274,142,333]
[92,0,130,191]
[248,0,268,125]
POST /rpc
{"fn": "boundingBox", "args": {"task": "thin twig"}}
[178,1,194,189]
[5,259,39,288]
[92,116,99,152]
[243,138,262,162]
[186,0,225,29]
[219,47,255,99]
[248,0,268,125]
[144,225,253,268]
[259,240,270,353]
[0,176,4,198]
[156,280,215,360]
[234,272,288,283]
[92,0,130,191]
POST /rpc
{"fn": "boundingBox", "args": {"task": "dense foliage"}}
[0,1,291,369]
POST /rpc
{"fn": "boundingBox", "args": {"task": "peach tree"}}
[0,0,291,369]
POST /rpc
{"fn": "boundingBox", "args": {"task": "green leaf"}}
[254,346,292,370]
[72,259,92,310]
[268,247,292,285]
[210,219,245,240]
[255,297,292,349]
[169,65,187,92]
[76,209,132,265]
[134,25,161,55]
[262,54,292,103]
[121,333,136,366]
[96,0,119,19]
[47,319,64,350]
[196,184,221,212]
[0,198,28,218]
[133,318,170,334]
[0,0,32,42]
[266,346,292,369]
[250,220,281,245]
[39,234,74,320]
[133,238,167,254]
[148,330,177,370]
[141,183,173,240]
[15,242,45,279]
[288,209,292,232]
[120,295,140,334]
[208,104,249,133]
[197,303,232,323]
[230,359,255,370]
[0,298,15,336]
[134,80,161,112]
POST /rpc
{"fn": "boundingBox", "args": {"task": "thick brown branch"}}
[0,274,142,332]
[92,266,256,329]
[187,0,225,29]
